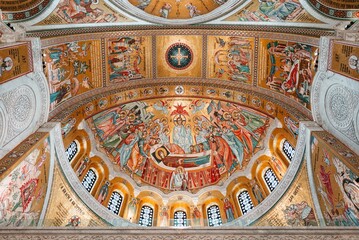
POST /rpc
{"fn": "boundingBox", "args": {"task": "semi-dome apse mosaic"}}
[87,97,273,193]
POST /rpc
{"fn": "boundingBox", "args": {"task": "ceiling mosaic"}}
[307,0,359,19]
[86,97,273,193]
[310,131,359,226]
[128,0,226,19]
[54,79,303,226]
[35,0,133,25]
[42,31,318,115]
[2,0,359,230]
[224,0,323,23]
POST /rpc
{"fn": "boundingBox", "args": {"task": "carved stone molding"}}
[0,84,36,145]
[313,72,359,155]
[52,122,136,227]
[0,70,49,158]
[0,227,358,239]
[304,123,326,226]
[0,102,7,147]
[318,37,331,72]
[8,86,35,132]
[311,36,359,155]
[325,84,354,131]
[311,71,326,125]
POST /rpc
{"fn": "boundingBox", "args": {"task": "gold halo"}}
[119,110,127,120]
[173,115,186,125]
[201,121,210,130]
[232,110,240,120]
[161,117,168,125]
[155,148,167,160]
[223,112,231,120]
[128,113,136,122]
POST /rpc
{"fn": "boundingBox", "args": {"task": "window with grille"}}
[107,191,123,215]
[174,210,187,227]
[207,205,222,227]
[282,140,295,161]
[81,169,97,193]
[264,168,279,192]
[238,190,254,215]
[138,205,154,227]
[65,140,78,162]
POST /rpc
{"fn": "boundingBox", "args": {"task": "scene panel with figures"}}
[106,36,152,84]
[258,39,318,110]
[128,0,227,19]
[311,132,359,226]
[224,0,323,23]
[255,162,318,226]
[0,135,51,227]
[207,36,254,84]
[43,40,103,111]
[36,0,133,25]
[86,97,273,193]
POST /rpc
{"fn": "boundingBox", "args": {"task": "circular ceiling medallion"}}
[165,42,193,70]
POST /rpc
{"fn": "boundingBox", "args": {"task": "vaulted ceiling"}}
[0,0,358,230]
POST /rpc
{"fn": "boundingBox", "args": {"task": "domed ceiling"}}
[128,0,226,19]
[38,25,319,225]
[112,0,243,24]
[3,0,355,229]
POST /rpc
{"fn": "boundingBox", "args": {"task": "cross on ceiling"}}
[171,47,188,66]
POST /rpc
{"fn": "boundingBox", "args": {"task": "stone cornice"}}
[0,227,358,239]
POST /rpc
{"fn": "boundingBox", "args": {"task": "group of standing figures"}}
[89,99,271,192]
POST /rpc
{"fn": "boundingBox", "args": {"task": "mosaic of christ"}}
[87,98,272,193]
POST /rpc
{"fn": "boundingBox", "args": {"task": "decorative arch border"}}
[304,0,359,19]
[51,88,309,227]
[110,0,246,25]
[1,0,59,22]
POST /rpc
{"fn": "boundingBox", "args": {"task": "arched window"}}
[174,210,187,227]
[65,140,78,162]
[238,190,254,215]
[264,168,279,192]
[207,205,222,227]
[138,205,154,227]
[81,169,97,193]
[282,140,295,161]
[107,191,123,215]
